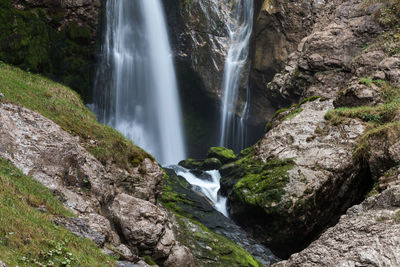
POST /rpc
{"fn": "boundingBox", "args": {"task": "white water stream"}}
[170,165,228,217]
[92,0,186,165]
[219,0,254,151]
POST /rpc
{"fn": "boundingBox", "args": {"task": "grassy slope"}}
[0,62,262,266]
[0,62,152,169]
[0,62,150,265]
[0,158,115,266]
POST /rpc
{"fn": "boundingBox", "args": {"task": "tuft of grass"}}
[282,108,303,121]
[0,158,115,266]
[393,210,400,222]
[0,62,153,169]
[359,77,373,87]
[325,77,400,164]
[363,0,400,27]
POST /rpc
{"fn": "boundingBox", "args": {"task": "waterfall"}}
[219,0,254,151]
[170,165,228,217]
[92,0,186,165]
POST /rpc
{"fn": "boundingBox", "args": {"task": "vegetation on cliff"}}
[0,158,115,266]
[160,170,263,267]
[0,62,151,170]
[0,0,95,100]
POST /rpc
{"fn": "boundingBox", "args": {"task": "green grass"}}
[325,77,400,163]
[0,62,152,169]
[0,158,115,266]
[326,79,400,125]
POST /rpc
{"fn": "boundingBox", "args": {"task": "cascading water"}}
[219,0,254,151]
[91,0,186,165]
[170,165,228,216]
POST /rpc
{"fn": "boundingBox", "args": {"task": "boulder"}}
[178,157,222,171]
[0,103,193,265]
[207,147,237,164]
[274,169,400,266]
[226,99,372,258]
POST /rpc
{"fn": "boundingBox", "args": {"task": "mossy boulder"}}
[160,169,265,266]
[207,147,237,164]
[230,158,295,210]
[223,100,372,258]
[178,157,222,171]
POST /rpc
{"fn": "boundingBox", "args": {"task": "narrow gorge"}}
[0,0,399,266]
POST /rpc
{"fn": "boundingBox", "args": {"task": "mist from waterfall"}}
[92,0,186,165]
[219,0,254,152]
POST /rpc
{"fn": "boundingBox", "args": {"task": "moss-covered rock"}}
[232,158,295,209]
[172,214,263,267]
[222,100,373,258]
[0,0,97,101]
[160,169,264,266]
[207,147,237,164]
[178,157,222,171]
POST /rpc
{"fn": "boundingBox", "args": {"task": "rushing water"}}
[170,165,228,216]
[91,0,186,165]
[167,165,280,265]
[219,0,254,151]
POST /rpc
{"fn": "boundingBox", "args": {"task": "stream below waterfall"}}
[91,0,279,265]
[165,165,280,265]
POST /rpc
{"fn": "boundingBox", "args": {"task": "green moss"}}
[325,100,399,126]
[0,1,94,100]
[0,158,115,266]
[325,75,400,165]
[282,108,303,121]
[272,108,290,119]
[173,214,263,267]
[271,96,321,125]
[179,158,205,169]
[160,170,262,266]
[143,255,157,266]
[66,22,91,44]
[359,77,373,86]
[238,146,254,159]
[299,96,321,105]
[159,172,193,216]
[0,62,152,170]
[207,147,237,164]
[233,158,295,211]
[179,158,222,170]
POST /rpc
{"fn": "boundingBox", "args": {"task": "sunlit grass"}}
[0,158,115,266]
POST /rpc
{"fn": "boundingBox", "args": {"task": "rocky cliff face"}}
[171,0,231,102]
[265,0,399,106]
[222,0,400,261]
[274,169,400,267]
[164,0,230,157]
[12,0,101,38]
[223,99,372,257]
[0,103,195,266]
[251,0,344,98]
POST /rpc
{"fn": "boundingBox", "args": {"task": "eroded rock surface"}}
[265,0,396,107]
[274,170,400,267]
[0,103,194,266]
[252,0,343,92]
[226,99,372,257]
